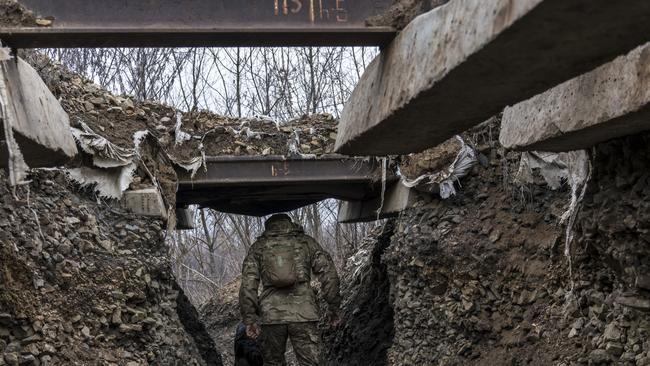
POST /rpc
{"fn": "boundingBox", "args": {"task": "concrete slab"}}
[1,57,78,167]
[335,0,650,155]
[500,43,650,152]
[121,188,168,218]
[338,181,426,223]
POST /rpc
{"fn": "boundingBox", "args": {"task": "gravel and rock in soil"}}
[4,3,650,365]
[0,0,36,27]
[17,52,343,210]
[196,124,650,365]
[24,53,339,161]
[323,223,395,366]
[367,0,450,29]
[0,169,221,365]
[322,126,650,365]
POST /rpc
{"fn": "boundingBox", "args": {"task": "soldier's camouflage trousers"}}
[261,322,322,366]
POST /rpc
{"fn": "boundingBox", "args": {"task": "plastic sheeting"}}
[559,151,591,275]
[400,136,478,199]
[288,130,301,156]
[67,165,136,199]
[69,122,137,199]
[71,121,136,168]
[516,150,592,288]
[516,151,571,189]
[174,112,191,146]
[69,122,207,199]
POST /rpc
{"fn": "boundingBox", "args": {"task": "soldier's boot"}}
[235,358,251,366]
[261,324,289,366]
[288,322,322,366]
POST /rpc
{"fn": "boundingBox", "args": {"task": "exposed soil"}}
[24,53,339,162]
[0,169,220,365]
[323,223,395,366]
[367,0,450,29]
[199,280,242,366]
[324,127,650,365]
[4,3,650,366]
[0,0,36,27]
[197,125,650,366]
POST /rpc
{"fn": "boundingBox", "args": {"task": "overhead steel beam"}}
[178,155,381,187]
[176,155,391,217]
[0,0,396,48]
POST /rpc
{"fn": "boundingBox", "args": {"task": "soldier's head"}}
[264,213,293,232]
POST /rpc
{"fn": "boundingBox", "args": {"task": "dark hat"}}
[265,213,292,229]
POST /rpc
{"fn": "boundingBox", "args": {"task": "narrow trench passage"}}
[2,1,650,365]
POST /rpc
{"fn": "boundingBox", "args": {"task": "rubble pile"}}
[27,53,338,160]
[0,169,220,365]
[0,0,36,27]
[20,52,341,209]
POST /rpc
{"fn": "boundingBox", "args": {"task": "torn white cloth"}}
[71,121,135,168]
[69,122,138,199]
[559,151,591,256]
[0,47,13,62]
[400,136,478,199]
[133,130,150,151]
[516,151,571,189]
[174,112,191,146]
[288,130,301,155]
[228,126,262,140]
[174,157,203,179]
[515,149,591,285]
[68,164,136,199]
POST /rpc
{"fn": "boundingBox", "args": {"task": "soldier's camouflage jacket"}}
[239,219,341,325]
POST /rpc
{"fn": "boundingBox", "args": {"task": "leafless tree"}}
[44,45,380,305]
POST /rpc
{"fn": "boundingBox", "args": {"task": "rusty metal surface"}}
[1,0,396,47]
[176,155,393,216]
[0,28,395,48]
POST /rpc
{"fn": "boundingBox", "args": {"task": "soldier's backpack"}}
[261,238,299,288]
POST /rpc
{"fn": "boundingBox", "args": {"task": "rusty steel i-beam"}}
[176,155,391,216]
[0,0,396,48]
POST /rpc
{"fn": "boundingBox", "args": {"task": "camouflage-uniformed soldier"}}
[239,214,341,366]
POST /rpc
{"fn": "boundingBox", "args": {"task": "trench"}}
[2,1,650,365]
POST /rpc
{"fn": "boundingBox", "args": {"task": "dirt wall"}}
[0,170,221,365]
[327,130,650,365]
